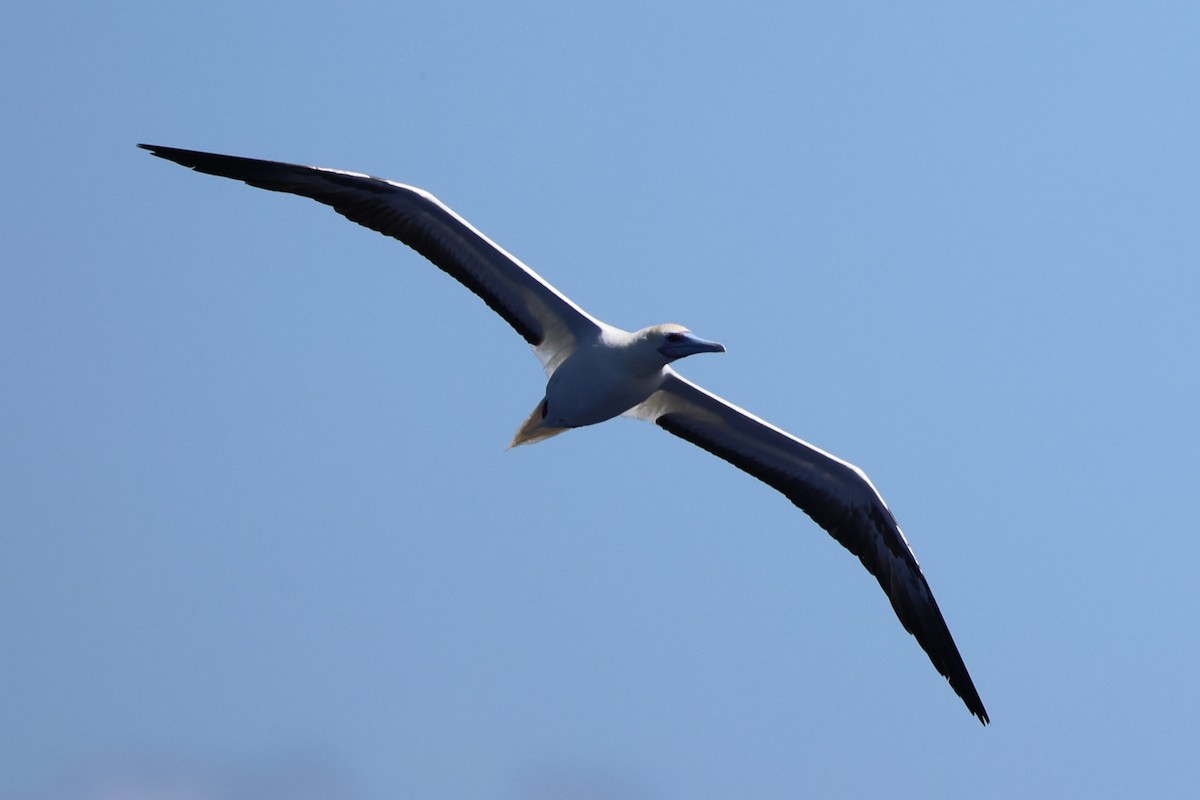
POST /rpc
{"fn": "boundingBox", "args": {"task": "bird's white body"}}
[515,323,720,445]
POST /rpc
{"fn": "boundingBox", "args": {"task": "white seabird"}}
[140,144,989,724]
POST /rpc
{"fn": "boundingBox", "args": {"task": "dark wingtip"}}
[960,680,989,725]
[138,143,197,164]
[945,651,989,725]
[138,143,191,165]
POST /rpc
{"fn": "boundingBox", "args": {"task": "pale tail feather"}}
[509,400,570,448]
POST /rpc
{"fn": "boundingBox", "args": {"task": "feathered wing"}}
[634,371,988,723]
[139,144,601,374]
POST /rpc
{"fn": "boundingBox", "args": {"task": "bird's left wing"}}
[139,144,602,373]
[633,370,989,723]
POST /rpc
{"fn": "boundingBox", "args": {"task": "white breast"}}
[542,330,667,428]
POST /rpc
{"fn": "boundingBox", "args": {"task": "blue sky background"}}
[3,2,1199,798]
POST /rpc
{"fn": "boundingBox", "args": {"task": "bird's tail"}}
[509,400,569,448]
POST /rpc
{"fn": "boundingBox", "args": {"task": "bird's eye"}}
[665,332,684,343]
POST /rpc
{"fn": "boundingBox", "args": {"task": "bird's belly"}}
[543,364,661,429]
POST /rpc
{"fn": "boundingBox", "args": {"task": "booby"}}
[140,144,989,724]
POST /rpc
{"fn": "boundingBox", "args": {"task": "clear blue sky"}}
[3,2,1198,798]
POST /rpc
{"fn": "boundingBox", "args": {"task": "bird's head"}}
[641,323,726,364]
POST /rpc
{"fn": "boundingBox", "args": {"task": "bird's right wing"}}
[140,144,603,373]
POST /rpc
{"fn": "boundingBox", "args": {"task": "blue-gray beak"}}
[659,333,726,361]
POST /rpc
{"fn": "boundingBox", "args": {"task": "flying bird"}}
[140,143,988,724]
